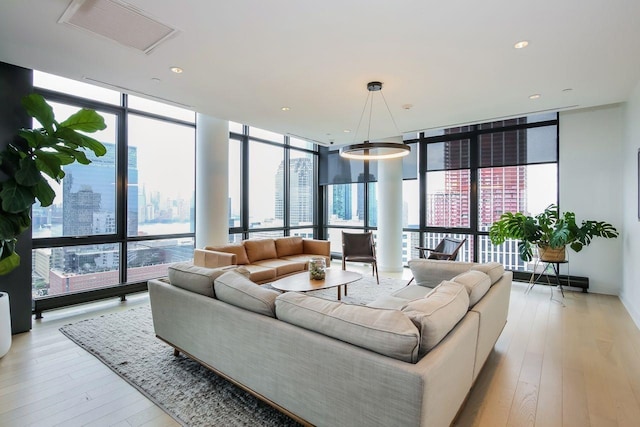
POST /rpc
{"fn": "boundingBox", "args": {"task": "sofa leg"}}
[173,348,180,357]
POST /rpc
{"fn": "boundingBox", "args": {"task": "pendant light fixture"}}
[339,81,411,160]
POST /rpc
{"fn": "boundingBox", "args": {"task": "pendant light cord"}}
[379,90,402,137]
[352,91,372,144]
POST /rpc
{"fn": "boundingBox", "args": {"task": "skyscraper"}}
[275,157,314,225]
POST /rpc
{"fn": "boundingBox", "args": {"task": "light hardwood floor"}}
[1,265,640,427]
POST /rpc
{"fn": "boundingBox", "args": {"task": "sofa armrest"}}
[194,248,236,268]
[302,239,330,257]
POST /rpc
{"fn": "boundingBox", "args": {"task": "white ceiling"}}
[1,0,640,146]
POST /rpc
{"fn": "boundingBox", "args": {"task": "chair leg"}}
[406,277,414,286]
[373,261,379,284]
[342,258,346,271]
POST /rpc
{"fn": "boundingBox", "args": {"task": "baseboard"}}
[619,292,640,331]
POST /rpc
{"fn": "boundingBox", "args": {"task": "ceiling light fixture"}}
[340,81,411,160]
[281,106,291,111]
[170,66,183,74]
[514,40,529,49]
[529,93,541,99]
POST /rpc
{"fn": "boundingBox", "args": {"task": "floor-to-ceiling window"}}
[320,113,558,270]
[31,72,195,308]
[228,125,317,241]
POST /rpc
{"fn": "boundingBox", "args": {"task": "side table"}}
[526,259,568,298]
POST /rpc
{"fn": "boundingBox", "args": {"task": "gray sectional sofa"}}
[148,259,512,426]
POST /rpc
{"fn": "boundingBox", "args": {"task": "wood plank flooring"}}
[1,266,640,426]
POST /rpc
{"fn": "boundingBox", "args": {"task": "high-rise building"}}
[275,157,314,225]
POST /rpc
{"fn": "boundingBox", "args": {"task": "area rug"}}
[59,275,408,427]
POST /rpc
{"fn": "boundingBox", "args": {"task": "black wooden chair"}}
[342,231,379,284]
[416,237,467,261]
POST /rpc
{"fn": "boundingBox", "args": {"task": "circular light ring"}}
[340,142,411,160]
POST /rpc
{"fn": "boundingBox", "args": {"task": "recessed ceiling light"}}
[562,88,573,92]
[151,77,161,83]
[514,40,529,49]
[170,66,183,74]
[343,129,351,133]
[281,106,291,111]
[529,94,541,100]
[402,104,413,110]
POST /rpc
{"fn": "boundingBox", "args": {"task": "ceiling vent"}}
[59,0,178,54]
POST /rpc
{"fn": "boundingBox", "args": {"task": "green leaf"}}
[77,134,107,157]
[0,251,20,275]
[21,94,55,133]
[0,179,36,213]
[0,211,30,240]
[59,109,106,132]
[34,178,56,207]
[34,151,64,181]
[14,157,42,186]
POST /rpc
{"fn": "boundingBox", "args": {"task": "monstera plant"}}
[0,94,106,275]
[489,204,619,262]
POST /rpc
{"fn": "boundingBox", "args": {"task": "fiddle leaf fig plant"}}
[0,93,107,275]
[489,204,619,262]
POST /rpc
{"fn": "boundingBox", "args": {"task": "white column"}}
[376,138,404,272]
[195,114,229,248]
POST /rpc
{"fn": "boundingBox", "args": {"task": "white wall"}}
[559,104,624,295]
[620,81,640,327]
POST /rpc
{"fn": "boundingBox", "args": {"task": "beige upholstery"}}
[408,258,476,288]
[194,237,330,284]
[276,292,420,363]
[470,262,505,285]
[148,260,511,426]
[168,262,238,298]
[214,271,280,318]
[452,270,492,307]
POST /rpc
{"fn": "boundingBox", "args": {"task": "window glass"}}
[126,238,194,282]
[368,182,377,227]
[477,164,557,231]
[478,126,558,167]
[249,127,284,143]
[288,150,315,227]
[326,227,365,255]
[290,228,315,239]
[249,142,284,229]
[32,244,120,297]
[426,139,470,171]
[403,180,420,229]
[426,170,471,228]
[128,95,195,122]
[228,139,242,229]
[248,230,285,239]
[34,71,120,105]
[128,114,195,236]
[289,137,315,150]
[31,103,117,238]
[326,183,364,226]
[478,235,527,271]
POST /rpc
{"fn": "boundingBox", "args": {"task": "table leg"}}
[552,263,565,298]
[337,286,341,301]
[344,284,348,297]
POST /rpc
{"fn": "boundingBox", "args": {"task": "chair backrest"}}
[429,237,466,260]
[342,232,375,257]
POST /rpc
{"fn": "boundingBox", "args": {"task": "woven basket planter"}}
[537,245,566,262]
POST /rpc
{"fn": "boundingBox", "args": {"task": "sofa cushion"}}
[205,243,250,265]
[470,262,504,285]
[214,271,280,317]
[168,262,237,297]
[242,264,278,283]
[275,292,420,363]
[366,295,412,310]
[402,281,469,356]
[253,258,307,277]
[452,270,491,307]
[392,284,434,300]
[244,239,278,263]
[275,236,304,257]
[407,259,475,288]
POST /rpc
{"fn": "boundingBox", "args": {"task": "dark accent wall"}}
[0,62,33,334]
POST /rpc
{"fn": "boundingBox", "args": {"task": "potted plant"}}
[488,204,619,262]
[0,93,106,356]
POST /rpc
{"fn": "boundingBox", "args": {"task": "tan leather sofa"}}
[193,236,330,284]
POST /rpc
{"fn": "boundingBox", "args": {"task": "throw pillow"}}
[402,281,469,356]
[168,262,237,298]
[214,271,280,318]
[452,270,491,307]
